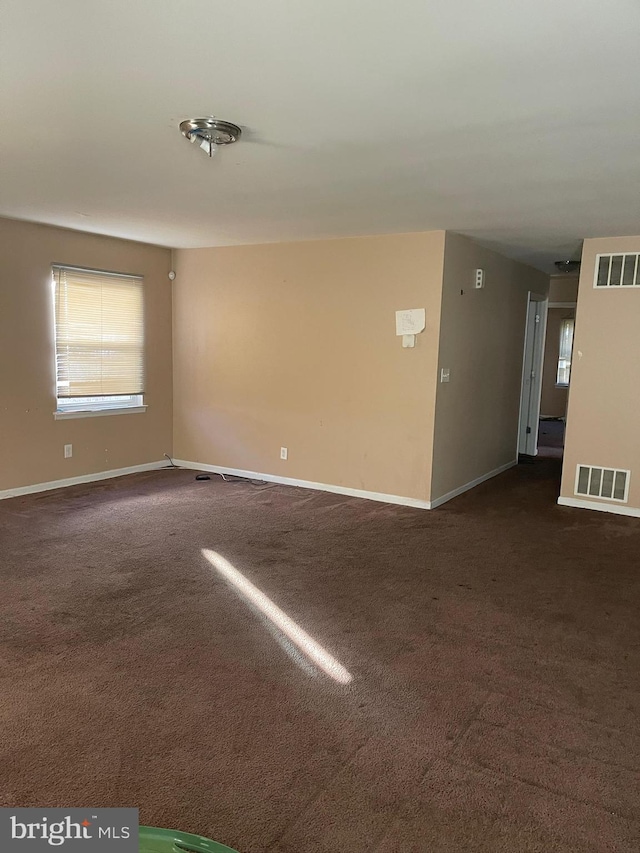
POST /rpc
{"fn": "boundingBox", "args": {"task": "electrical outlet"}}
[280,447,288,460]
[64,444,73,458]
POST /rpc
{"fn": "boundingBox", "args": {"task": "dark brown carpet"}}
[1,460,639,852]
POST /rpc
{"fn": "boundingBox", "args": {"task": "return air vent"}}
[594,253,640,287]
[575,465,630,502]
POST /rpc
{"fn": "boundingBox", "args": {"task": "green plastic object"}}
[138,826,240,853]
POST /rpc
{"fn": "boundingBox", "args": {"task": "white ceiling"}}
[2,0,640,270]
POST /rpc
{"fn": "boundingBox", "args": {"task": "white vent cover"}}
[575,465,630,502]
[594,253,640,287]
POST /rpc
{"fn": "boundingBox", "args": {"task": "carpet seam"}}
[267,737,371,849]
[446,755,640,825]
[471,717,640,774]
[370,691,496,853]
[485,690,640,739]
[444,690,494,758]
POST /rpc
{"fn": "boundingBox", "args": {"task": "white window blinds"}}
[53,266,144,398]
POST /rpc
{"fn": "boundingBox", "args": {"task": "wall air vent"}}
[594,253,640,287]
[575,465,630,502]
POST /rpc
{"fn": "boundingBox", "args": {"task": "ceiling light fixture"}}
[179,117,242,158]
[554,260,581,274]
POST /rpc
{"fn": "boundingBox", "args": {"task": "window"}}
[53,266,145,417]
[556,318,574,387]
[594,252,640,287]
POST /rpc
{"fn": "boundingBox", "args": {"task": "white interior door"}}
[518,294,548,456]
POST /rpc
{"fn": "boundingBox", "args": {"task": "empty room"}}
[1,2,639,852]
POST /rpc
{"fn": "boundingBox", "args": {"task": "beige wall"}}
[173,232,446,502]
[549,274,579,303]
[540,307,574,418]
[561,236,640,510]
[430,232,549,501]
[0,217,173,491]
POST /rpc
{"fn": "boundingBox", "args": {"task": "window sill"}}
[555,384,570,389]
[53,406,147,420]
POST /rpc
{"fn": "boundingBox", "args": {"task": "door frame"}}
[517,292,549,456]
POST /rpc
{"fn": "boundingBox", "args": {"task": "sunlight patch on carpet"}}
[202,548,353,684]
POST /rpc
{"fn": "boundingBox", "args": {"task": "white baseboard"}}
[173,459,432,510]
[0,460,168,501]
[557,496,640,518]
[429,460,518,509]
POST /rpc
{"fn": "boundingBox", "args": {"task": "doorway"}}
[537,302,577,458]
[517,292,548,457]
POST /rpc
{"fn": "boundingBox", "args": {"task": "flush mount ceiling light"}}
[554,260,581,274]
[179,117,242,158]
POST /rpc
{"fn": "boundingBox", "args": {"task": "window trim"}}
[53,405,147,420]
[51,263,144,280]
[593,252,640,288]
[54,392,146,419]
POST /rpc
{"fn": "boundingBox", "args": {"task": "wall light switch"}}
[64,444,73,458]
[440,368,450,383]
[280,447,288,460]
